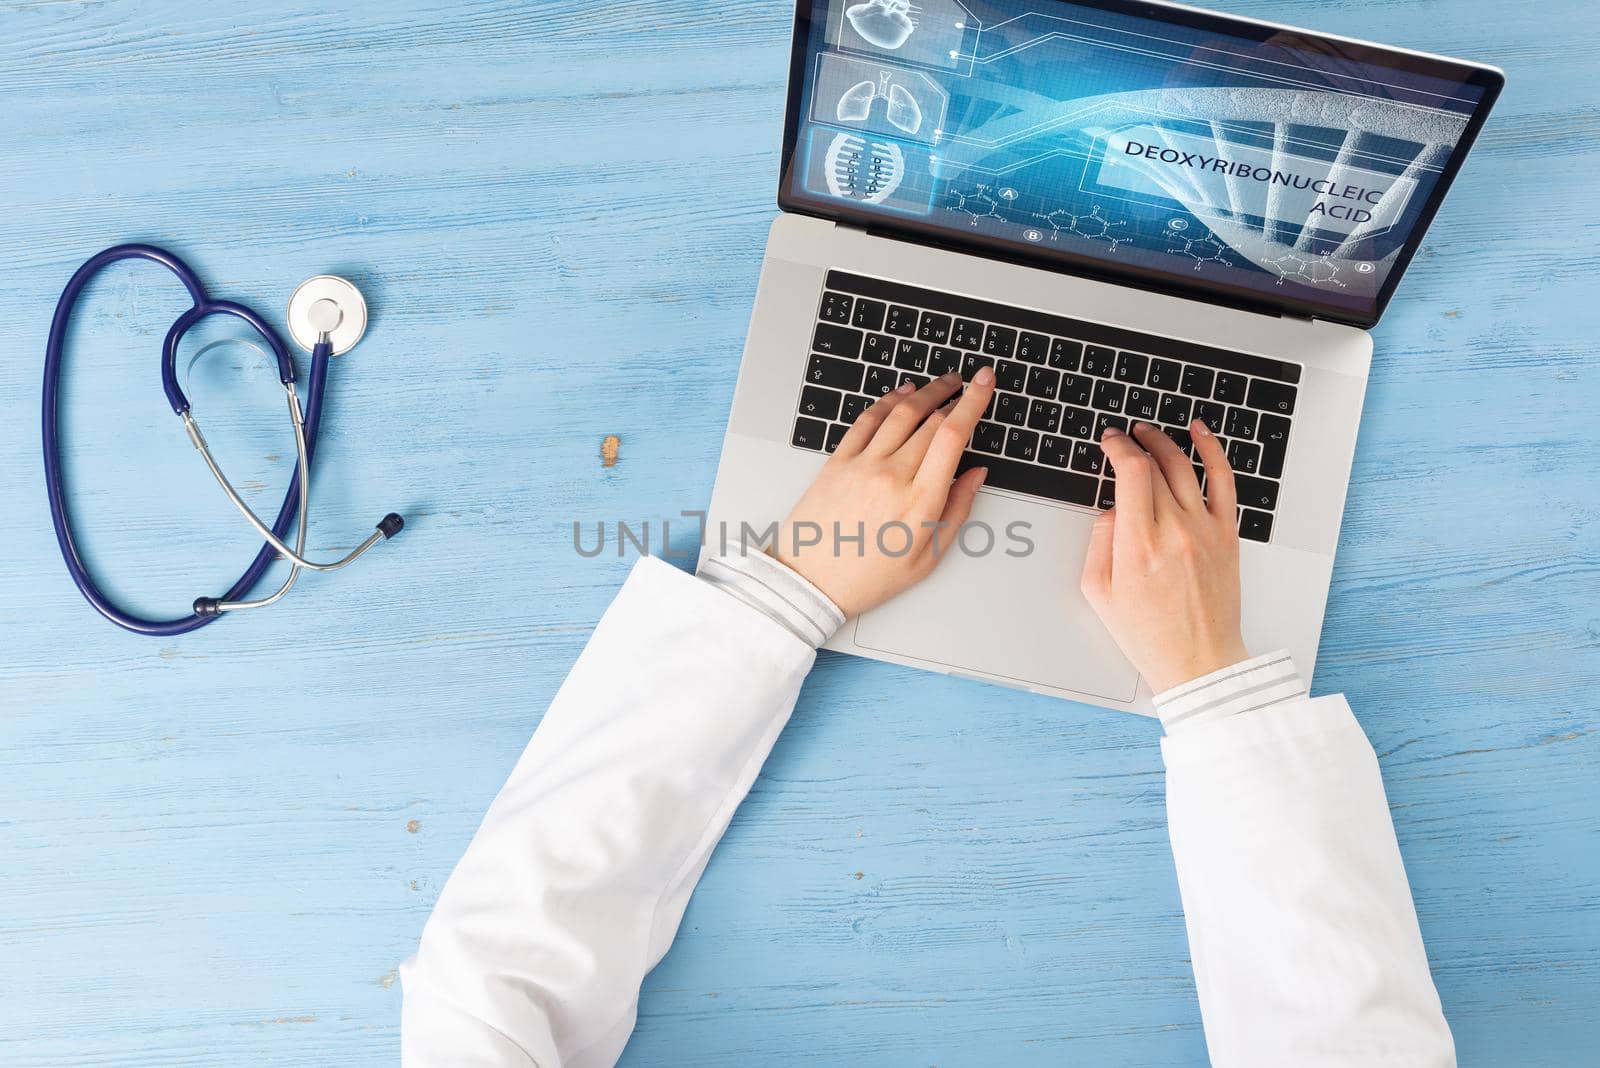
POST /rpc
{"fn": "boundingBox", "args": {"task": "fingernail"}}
[975,466,989,485]
[975,366,995,386]
[1192,418,1211,437]
[896,381,915,394]
[941,371,961,384]
[1102,425,1123,439]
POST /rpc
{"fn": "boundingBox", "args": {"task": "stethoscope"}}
[42,243,404,636]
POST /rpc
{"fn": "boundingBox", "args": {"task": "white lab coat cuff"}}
[696,549,846,648]
[1153,648,1308,733]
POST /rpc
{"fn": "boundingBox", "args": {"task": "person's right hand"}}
[1080,420,1250,694]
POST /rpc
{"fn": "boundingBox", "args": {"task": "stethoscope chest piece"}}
[287,275,367,355]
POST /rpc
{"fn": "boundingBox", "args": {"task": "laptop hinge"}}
[842,220,1295,321]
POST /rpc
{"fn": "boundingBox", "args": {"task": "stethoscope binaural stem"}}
[182,383,388,575]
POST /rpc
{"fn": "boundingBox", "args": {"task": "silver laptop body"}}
[703,0,1502,714]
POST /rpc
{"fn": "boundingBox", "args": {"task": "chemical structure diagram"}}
[1168,231,1234,272]
[946,185,1007,227]
[1263,251,1347,288]
[1032,204,1128,252]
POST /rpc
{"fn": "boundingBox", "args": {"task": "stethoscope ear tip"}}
[378,513,405,539]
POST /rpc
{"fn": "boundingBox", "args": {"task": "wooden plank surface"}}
[1,0,1595,1064]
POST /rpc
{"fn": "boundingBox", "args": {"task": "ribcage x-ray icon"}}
[837,72,923,135]
[824,132,906,204]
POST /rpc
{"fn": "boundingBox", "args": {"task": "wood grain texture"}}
[1,0,1595,1064]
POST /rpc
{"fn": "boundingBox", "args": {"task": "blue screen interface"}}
[789,0,1489,316]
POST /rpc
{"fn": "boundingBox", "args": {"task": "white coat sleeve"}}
[1159,659,1455,1067]
[399,554,829,1067]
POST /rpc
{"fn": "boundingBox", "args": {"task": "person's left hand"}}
[773,369,997,618]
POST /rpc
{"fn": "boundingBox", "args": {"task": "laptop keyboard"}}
[790,271,1300,543]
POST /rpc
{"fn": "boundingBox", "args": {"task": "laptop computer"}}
[702,0,1502,714]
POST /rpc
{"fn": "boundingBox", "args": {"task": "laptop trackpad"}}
[851,501,1140,704]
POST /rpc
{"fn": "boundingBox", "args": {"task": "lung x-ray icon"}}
[837,71,923,136]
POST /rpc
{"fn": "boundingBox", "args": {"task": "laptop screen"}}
[780,0,1502,326]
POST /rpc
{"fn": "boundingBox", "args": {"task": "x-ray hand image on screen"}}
[790,0,1493,319]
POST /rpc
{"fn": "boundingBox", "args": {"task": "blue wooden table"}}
[2,1,1596,1064]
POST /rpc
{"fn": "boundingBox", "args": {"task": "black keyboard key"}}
[994,359,1028,393]
[1048,338,1082,370]
[1163,426,1194,456]
[824,271,1303,384]
[917,311,952,344]
[1228,439,1262,475]
[1234,474,1280,511]
[972,420,1006,454]
[895,339,929,372]
[799,385,842,421]
[1016,331,1050,363]
[1158,392,1192,427]
[1040,434,1071,467]
[1180,365,1214,397]
[1114,351,1149,384]
[982,324,1017,358]
[1063,406,1096,439]
[956,452,1098,506]
[1248,378,1298,416]
[1097,478,1117,510]
[819,291,852,324]
[1193,399,1226,434]
[840,394,870,425]
[884,304,919,337]
[824,422,848,453]
[952,317,986,349]
[1026,366,1060,399]
[899,372,930,391]
[861,332,896,365]
[792,416,827,450]
[806,353,864,392]
[1083,345,1116,377]
[1240,509,1274,542]
[1092,379,1126,413]
[1193,463,1207,492]
[1147,358,1182,390]
[1225,406,1258,440]
[960,352,995,381]
[1070,440,1105,476]
[1214,371,1247,404]
[1094,412,1127,439]
[1028,398,1062,434]
[812,321,862,359]
[1005,427,1040,462]
[994,392,1029,426]
[927,346,962,377]
[851,298,886,332]
[863,365,898,396]
[1258,413,1291,478]
[1125,387,1159,421]
[1058,373,1093,406]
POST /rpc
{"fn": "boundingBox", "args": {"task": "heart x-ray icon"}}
[836,71,923,135]
[845,0,915,50]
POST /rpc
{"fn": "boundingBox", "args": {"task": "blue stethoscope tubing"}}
[42,243,395,635]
